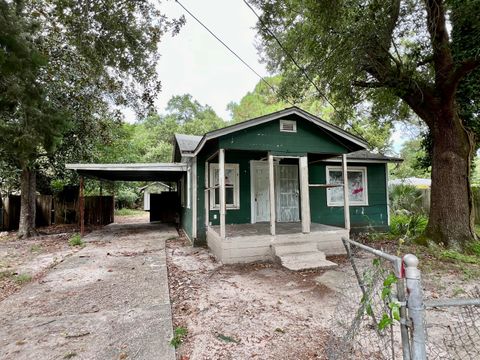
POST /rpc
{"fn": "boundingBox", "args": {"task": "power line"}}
[242,0,336,110]
[174,0,294,106]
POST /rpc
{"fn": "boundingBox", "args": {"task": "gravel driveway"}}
[0,222,176,360]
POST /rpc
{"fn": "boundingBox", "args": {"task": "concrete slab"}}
[0,222,177,360]
[314,270,351,292]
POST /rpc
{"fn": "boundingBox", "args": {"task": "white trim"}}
[326,165,369,207]
[268,154,276,236]
[219,149,226,239]
[205,161,209,227]
[299,156,311,233]
[250,161,256,224]
[385,163,390,226]
[186,164,191,209]
[312,158,400,164]
[192,157,197,240]
[209,163,240,210]
[66,163,188,171]
[280,119,297,132]
[342,154,351,230]
[182,107,368,157]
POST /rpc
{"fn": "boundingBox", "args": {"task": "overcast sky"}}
[151,0,267,121]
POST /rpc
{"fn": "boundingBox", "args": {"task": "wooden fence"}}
[0,194,114,231]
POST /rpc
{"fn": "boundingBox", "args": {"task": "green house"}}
[67,107,400,268]
[172,107,400,265]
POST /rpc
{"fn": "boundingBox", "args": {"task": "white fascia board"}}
[65,163,188,171]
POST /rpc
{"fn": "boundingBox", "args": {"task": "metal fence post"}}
[394,258,411,360]
[404,254,427,360]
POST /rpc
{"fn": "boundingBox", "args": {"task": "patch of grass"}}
[170,326,188,349]
[30,244,42,253]
[68,234,85,247]
[439,249,480,265]
[14,273,32,284]
[63,352,77,359]
[114,208,146,217]
[0,270,14,280]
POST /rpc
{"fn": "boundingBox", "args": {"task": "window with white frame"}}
[209,163,240,209]
[326,166,368,206]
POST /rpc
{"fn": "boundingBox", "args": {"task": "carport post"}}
[219,149,226,239]
[268,153,276,236]
[79,176,85,236]
[342,154,350,230]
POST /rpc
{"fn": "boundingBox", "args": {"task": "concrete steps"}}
[273,242,338,271]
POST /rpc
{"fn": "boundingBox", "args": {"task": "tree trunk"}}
[425,110,476,249]
[18,167,37,238]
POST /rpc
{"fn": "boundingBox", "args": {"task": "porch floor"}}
[211,222,345,238]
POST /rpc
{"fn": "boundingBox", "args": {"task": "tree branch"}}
[451,58,480,85]
[352,80,385,88]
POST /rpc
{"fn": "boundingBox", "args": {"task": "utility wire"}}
[243,0,369,142]
[242,0,336,109]
[174,0,294,106]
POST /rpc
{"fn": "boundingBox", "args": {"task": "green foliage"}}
[114,208,146,217]
[440,249,480,265]
[170,326,188,348]
[390,213,428,237]
[392,138,431,179]
[389,185,425,214]
[68,234,84,247]
[14,273,32,284]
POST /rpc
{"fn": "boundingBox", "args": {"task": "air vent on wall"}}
[280,120,297,133]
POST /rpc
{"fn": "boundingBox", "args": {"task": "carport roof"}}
[65,163,187,182]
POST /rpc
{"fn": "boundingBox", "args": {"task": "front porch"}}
[207,222,348,264]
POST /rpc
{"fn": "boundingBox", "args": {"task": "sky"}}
[151,0,268,121]
[126,0,407,153]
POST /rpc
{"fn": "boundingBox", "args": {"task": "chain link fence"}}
[327,237,480,360]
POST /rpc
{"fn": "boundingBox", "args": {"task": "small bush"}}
[14,273,32,284]
[30,244,42,253]
[390,213,427,238]
[68,234,84,247]
[170,327,188,348]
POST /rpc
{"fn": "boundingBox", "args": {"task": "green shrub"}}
[170,327,188,348]
[14,273,32,284]
[390,213,427,237]
[68,234,85,247]
[389,184,425,214]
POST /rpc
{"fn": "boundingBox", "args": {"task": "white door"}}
[276,165,300,222]
[252,162,270,222]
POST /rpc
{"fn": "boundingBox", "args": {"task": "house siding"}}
[309,162,389,231]
[218,115,351,155]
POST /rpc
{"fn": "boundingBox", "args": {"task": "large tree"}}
[252,0,480,249]
[0,0,183,237]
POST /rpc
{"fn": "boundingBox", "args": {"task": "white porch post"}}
[192,157,197,240]
[268,153,276,235]
[342,153,351,230]
[219,149,226,239]
[299,156,311,233]
[205,161,209,228]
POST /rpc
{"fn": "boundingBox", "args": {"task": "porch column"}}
[342,154,351,230]
[219,149,226,239]
[299,156,311,233]
[205,161,209,228]
[268,153,276,235]
[79,176,85,236]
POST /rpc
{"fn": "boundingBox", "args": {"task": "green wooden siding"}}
[218,116,351,155]
[309,162,389,231]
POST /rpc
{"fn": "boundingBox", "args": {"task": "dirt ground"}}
[166,235,480,360]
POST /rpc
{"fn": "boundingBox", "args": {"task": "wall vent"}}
[280,120,297,133]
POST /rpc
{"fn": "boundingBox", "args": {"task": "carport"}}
[65,163,187,235]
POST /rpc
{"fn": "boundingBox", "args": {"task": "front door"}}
[276,164,300,222]
[251,162,300,223]
[252,162,270,222]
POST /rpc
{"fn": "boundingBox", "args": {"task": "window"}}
[209,163,240,210]
[326,166,368,206]
[280,119,297,132]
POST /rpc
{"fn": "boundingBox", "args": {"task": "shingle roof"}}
[346,150,402,163]
[174,134,202,153]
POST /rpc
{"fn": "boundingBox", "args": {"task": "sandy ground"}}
[0,220,176,360]
[166,235,480,360]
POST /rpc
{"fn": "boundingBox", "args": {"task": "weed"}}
[63,352,77,359]
[216,333,239,343]
[14,273,32,284]
[452,287,466,297]
[68,234,85,247]
[30,244,42,253]
[466,241,480,256]
[170,326,188,348]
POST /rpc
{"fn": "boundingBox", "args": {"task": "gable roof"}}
[175,107,369,157]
